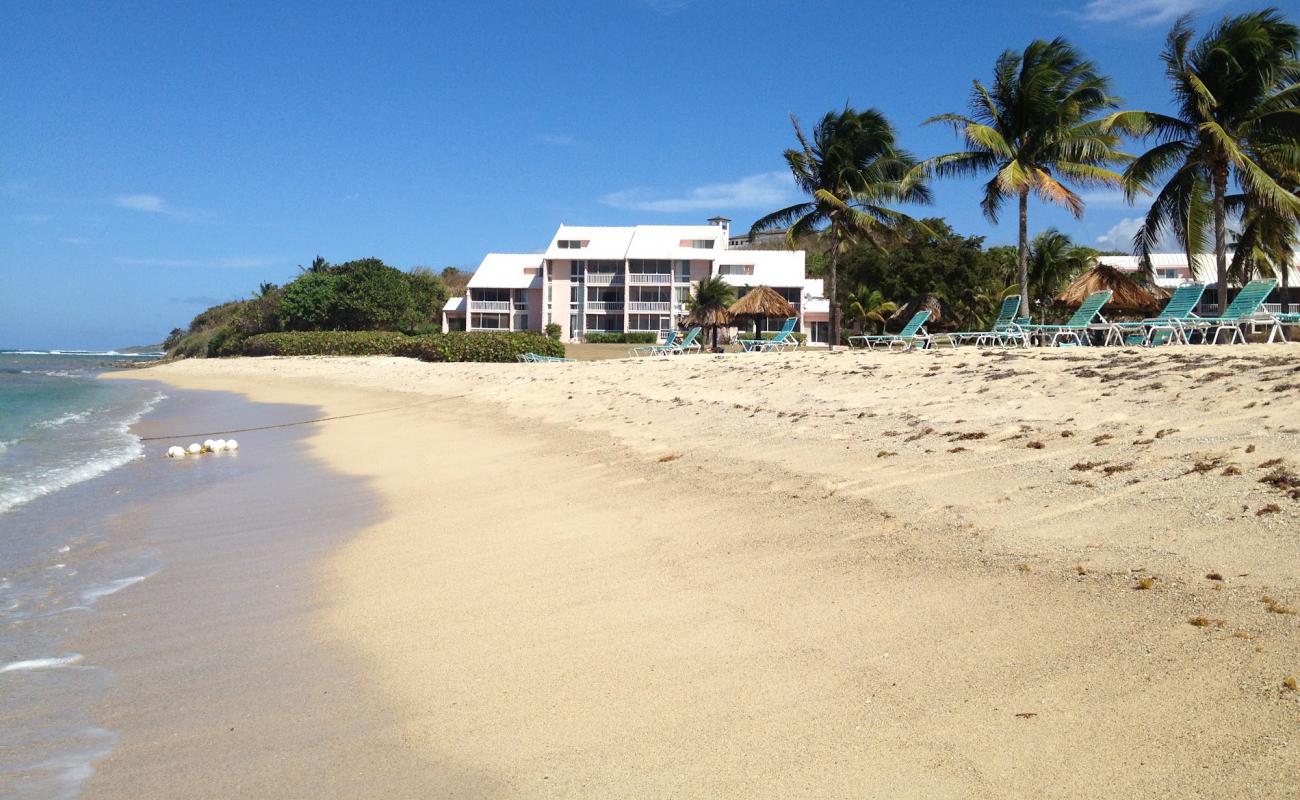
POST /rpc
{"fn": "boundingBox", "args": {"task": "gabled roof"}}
[467,253,543,289]
[626,225,727,260]
[442,296,466,312]
[715,250,808,287]
[544,226,636,260]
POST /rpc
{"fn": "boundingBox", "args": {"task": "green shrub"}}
[395,332,564,362]
[238,331,411,356]
[278,271,340,330]
[545,322,562,340]
[583,332,657,344]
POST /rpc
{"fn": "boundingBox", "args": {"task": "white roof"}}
[626,225,727,260]
[467,253,543,289]
[544,226,636,260]
[442,296,465,312]
[716,250,808,288]
[1099,252,1300,288]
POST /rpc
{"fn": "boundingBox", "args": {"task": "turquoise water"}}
[0,350,163,798]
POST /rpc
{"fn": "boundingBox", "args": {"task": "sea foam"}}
[0,654,85,673]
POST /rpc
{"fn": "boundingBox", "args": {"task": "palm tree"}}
[750,107,931,349]
[1028,229,1094,309]
[1231,202,1298,312]
[841,287,898,334]
[921,38,1127,319]
[1107,10,1300,311]
[685,275,736,351]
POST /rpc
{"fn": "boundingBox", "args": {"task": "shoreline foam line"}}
[1,654,85,673]
[137,394,467,441]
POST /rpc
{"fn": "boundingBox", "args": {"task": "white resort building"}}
[442,217,831,344]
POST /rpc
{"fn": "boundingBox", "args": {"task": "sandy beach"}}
[103,347,1300,797]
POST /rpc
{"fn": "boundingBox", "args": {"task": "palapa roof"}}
[728,286,797,318]
[1056,265,1165,314]
[686,304,734,327]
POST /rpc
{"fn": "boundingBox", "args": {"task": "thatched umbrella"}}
[686,303,734,352]
[1056,264,1165,315]
[728,286,797,345]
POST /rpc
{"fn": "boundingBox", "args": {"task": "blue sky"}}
[1,0,1249,348]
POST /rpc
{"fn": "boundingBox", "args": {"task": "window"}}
[557,239,586,249]
[1159,268,1180,279]
[513,290,529,309]
[628,314,671,331]
[628,259,671,274]
[673,286,691,307]
[513,315,529,331]
[470,288,512,302]
[471,313,507,329]
[585,315,624,332]
[718,264,754,276]
[570,285,581,306]
[674,260,691,281]
[679,239,716,249]
[570,314,579,334]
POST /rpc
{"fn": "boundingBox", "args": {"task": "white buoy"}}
[167,446,186,458]
[225,439,239,451]
[212,439,227,452]
[203,439,215,450]
[188,443,201,455]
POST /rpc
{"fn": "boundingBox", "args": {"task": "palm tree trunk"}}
[1018,189,1030,319]
[1213,165,1229,313]
[828,228,840,351]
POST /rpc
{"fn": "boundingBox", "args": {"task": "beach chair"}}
[1021,290,1112,346]
[847,310,933,350]
[517,352,574,362]
[645,326,701,356]
[630,329,678,357]
[1179,279,1279,344]
[742,317,798,352]
[945,295,1027,349]
[1097,283,1206,346]
[1275,310,1300,342]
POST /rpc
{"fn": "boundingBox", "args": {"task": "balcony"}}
[628,273,671,284]
[628,301,670,312]
[586,301,624,312]
[470,300,511,311]
[585,272,623,286]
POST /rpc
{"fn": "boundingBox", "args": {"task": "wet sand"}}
[75,388,472,798]
[104,348,1300,798]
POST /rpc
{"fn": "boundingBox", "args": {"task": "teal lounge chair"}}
[1180,279,1279,344]
[630,329,678,357]
[847,310,933,350]
[1099,283,1206,346]
[1275,310,1300,342]
[517,353,575,362]
[1022,290,1112,346]
[742,317,798,352]
[945,295,1027,349]
[645,326,701,356]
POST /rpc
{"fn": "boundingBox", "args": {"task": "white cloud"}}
[1095,217,1144,251]
[112,193,208,221]
[1079,190,1131,209]
[1080,0,1227,26]
[601,171,796,213]
[113,256,278,269]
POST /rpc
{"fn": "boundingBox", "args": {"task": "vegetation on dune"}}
[237,330,563,362]
[168,256,450,359]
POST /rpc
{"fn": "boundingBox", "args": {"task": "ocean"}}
[0,350,165,798]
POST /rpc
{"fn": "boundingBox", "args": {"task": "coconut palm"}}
[921,38,1127,319]
[841,287,898,334]
[1107,10,1300,311]
[1231,202,1298,312]
[1028,229,1094,310]
[685,275,736,351]
[749,107,931,349]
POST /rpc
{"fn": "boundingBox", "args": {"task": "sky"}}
[0,0,1252,348]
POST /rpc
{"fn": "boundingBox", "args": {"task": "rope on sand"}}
[140,394,467,442]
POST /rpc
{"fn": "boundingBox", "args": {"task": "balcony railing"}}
[586,301,624,312]
[628,273,671,284]
[628,301,671,312]
[585,273,623,285]
[470,300,511,311]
